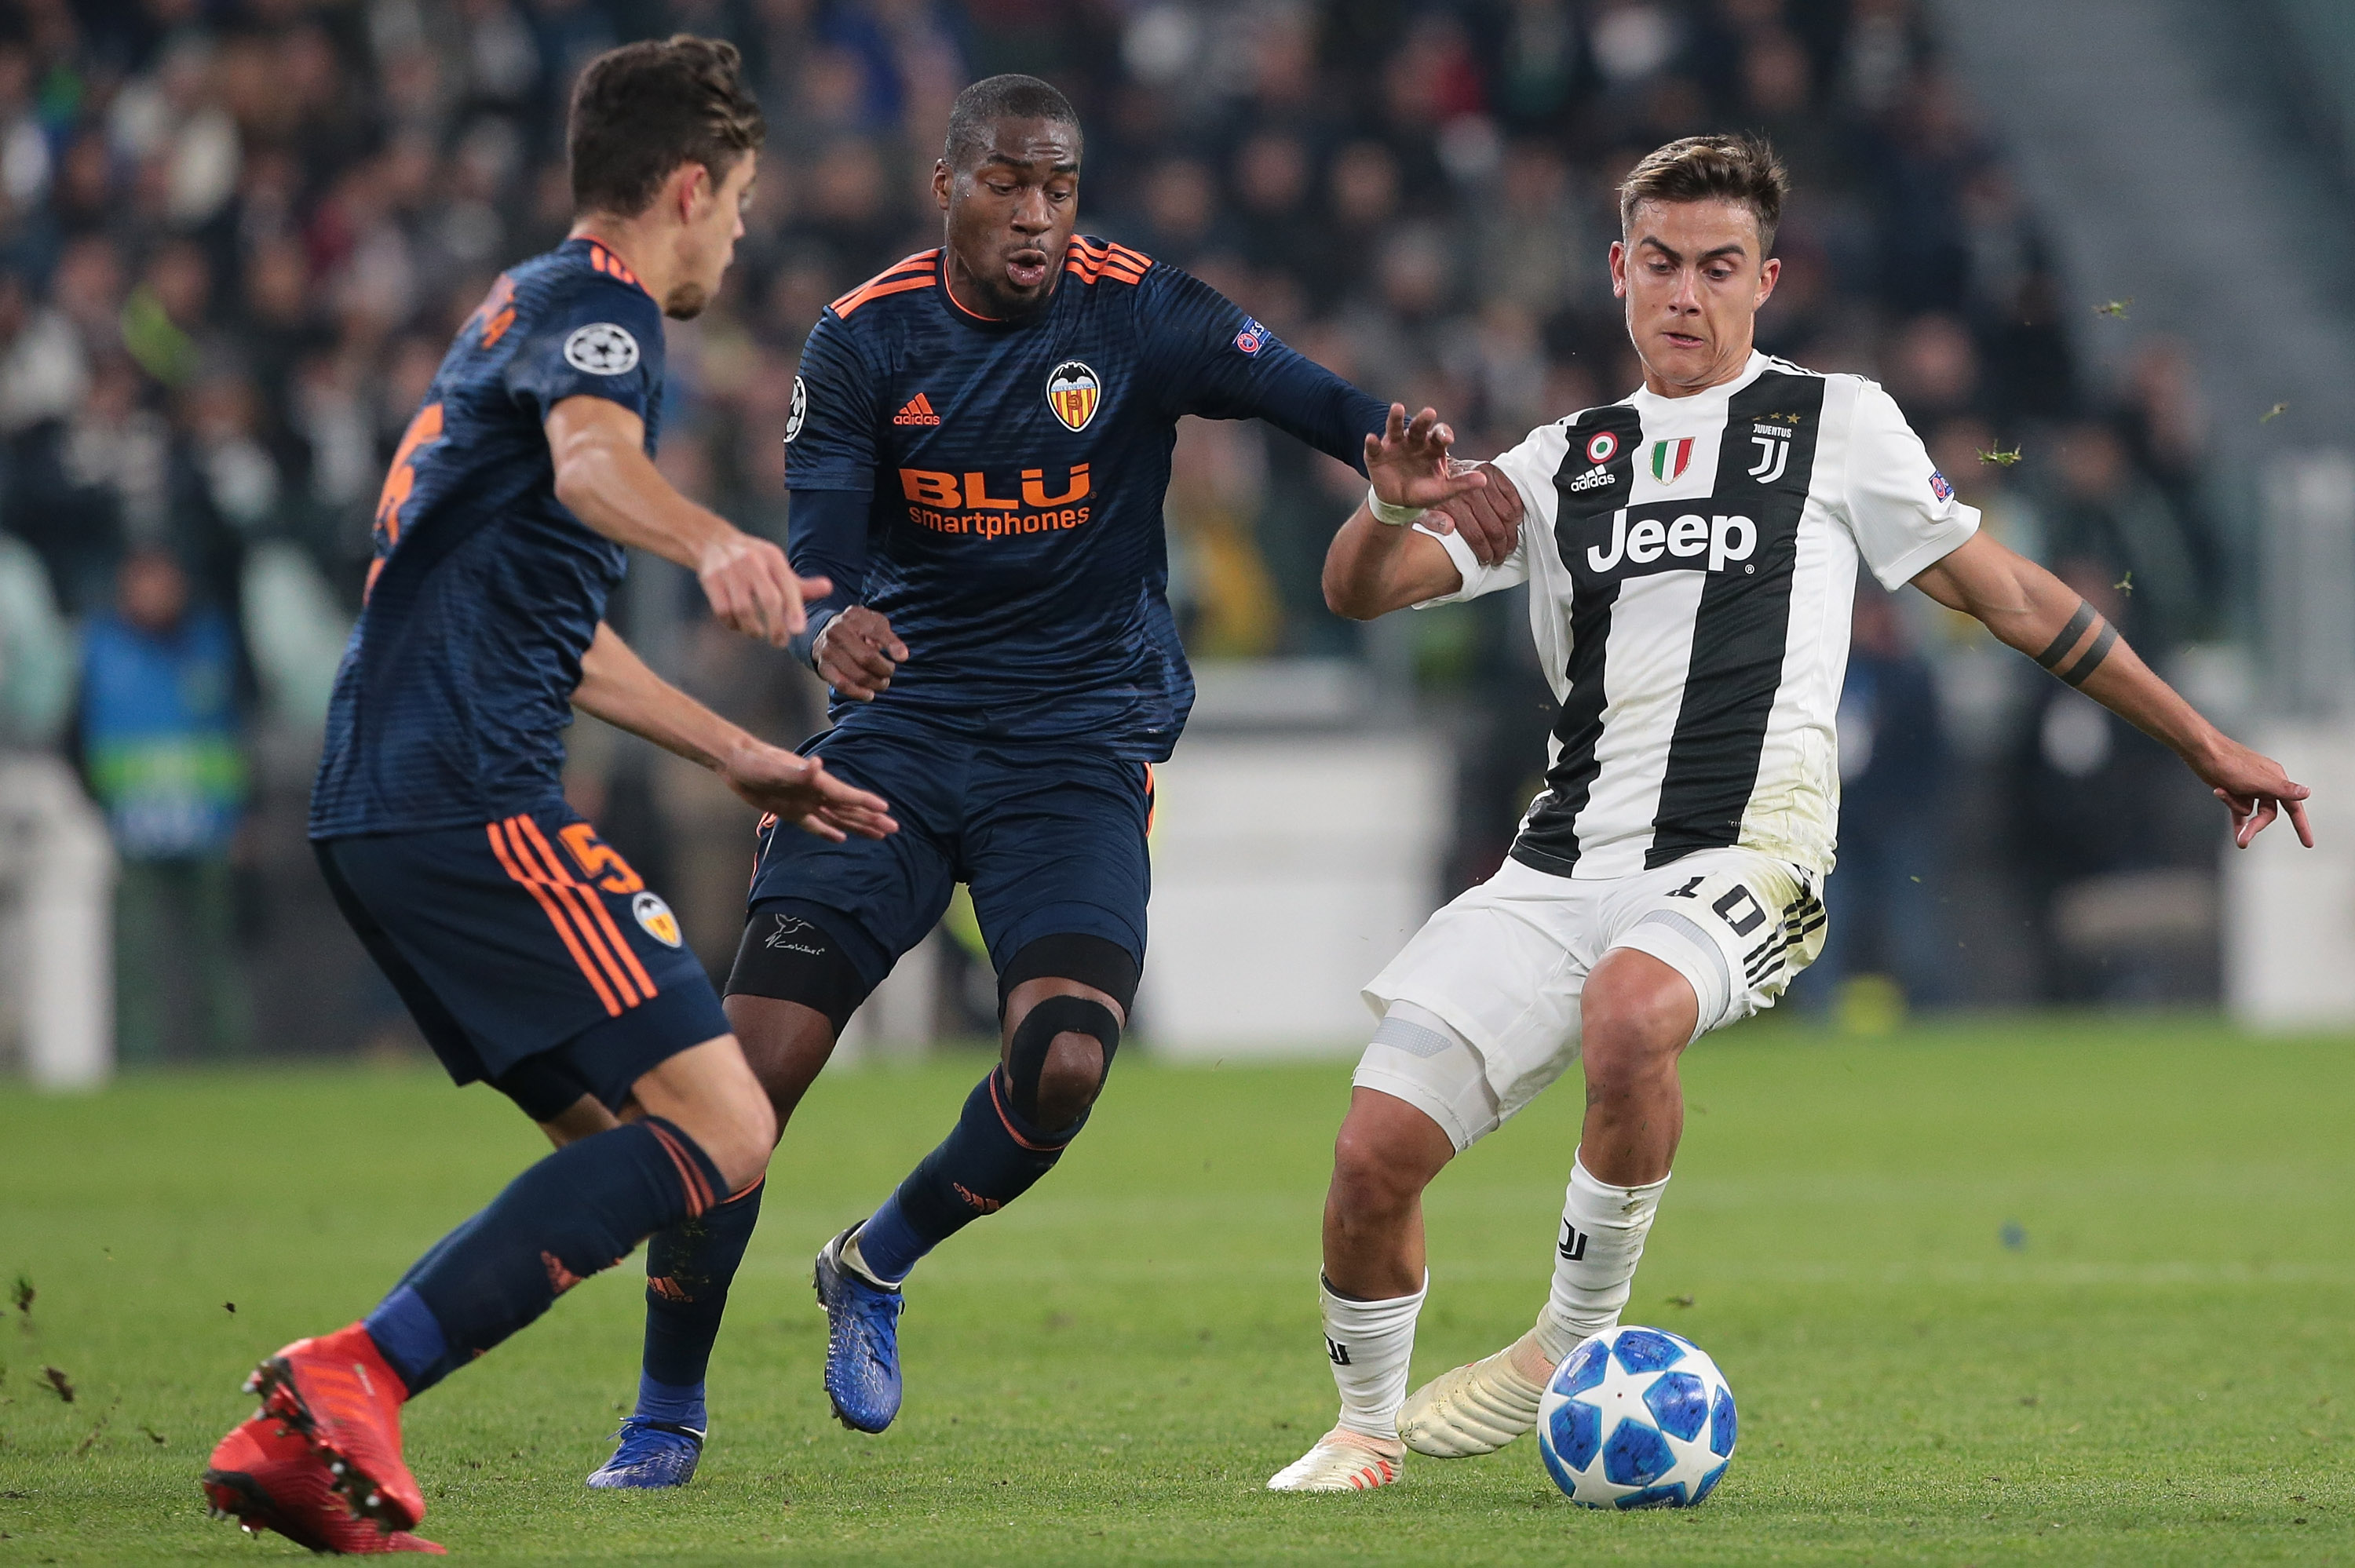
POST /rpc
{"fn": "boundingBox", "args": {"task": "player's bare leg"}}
[1395,950,1694,1458]
[1575,950,1700,1186]
[1269,1088,1451,1490]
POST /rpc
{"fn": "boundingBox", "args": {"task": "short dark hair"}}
[568,36,765,219]
[943,74,1080,166]
[1619,134,1790,254]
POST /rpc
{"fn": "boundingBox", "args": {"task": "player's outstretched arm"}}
[546,396,826,648]
[1911,532,2312,848]
[572,622,896,842]
[1324,405,1504,620]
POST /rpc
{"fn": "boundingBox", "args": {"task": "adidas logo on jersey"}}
[893,392,942,426]
[1567,464,1616,493]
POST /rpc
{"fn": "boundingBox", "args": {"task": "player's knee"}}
[1328,1118,1434,1223]
[1580,951,1697,1092]
[699,1092,776,1192]
[1030,1033,1107,1129]
[1006,994,1121,1135]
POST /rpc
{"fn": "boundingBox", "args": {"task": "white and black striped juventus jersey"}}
[1420,352,1978,880]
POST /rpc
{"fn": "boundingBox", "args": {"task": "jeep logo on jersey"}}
[564,322,640,376]
[1046,360,1101,432]
[1583,509,1758,575]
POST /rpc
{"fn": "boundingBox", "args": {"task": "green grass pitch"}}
[2,1016,2349,1564]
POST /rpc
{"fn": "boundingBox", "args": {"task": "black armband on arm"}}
[2034,597,2120,687]
[2034,601,2098,669]
[2057,621,2119,687]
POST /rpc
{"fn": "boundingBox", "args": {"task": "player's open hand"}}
[1364,403,1488,516]
[721,741,897,843]
[2199,738,2314,848]
[1426,461,1522,567]
[813,606,906,702]
[698,529,818,647]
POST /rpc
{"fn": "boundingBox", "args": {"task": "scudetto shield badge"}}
[1046,360,1101,432]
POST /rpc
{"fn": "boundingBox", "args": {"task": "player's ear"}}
[931,160,952,212]
[1754,254,1780,309]
[1608,239,1629,299]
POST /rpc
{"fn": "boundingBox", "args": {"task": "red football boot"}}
[203,1413,445,1554]
[246,1323,428,1533]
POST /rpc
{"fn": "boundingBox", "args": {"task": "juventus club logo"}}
[1560,1220,1590,1262]
[1747,420,1793,484]
[1327,1336,1353,1366]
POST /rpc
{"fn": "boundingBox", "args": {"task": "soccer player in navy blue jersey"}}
[199,39,897,1551]
[590,71,1504,1479]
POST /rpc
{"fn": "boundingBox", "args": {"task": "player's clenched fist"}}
[813,605,907,702]
[696,529,823,647]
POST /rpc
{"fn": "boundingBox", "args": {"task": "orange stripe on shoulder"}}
[830,250,940,315]
[1066,237,1150,286]
[587,243,644,289]
[832,275,935,316]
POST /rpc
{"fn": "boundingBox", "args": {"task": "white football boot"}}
[1265,1428,1404,1493]
[1396,1329,1554,1457]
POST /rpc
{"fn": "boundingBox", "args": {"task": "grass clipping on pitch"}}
[0,1017,2347,1564]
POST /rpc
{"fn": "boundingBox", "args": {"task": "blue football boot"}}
[814,1226,904,1433]
[584,1417,704,1490]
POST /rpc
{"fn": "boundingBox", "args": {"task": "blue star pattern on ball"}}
[1535,1326,1738,1509]
[1643,1370,1711,1441]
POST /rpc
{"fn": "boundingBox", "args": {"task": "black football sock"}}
[849,1070,1078,1285]
[630,1175,766,1428]
[363,1117,725,1396]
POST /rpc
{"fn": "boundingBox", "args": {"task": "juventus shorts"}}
[1354,848,1824,1150]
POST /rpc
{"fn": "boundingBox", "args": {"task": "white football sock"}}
[1321,1271,1426,1446]
[1532,1151,1670,1366]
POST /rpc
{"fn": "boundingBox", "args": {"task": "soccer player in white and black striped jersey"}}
[1266,134,2313,1494]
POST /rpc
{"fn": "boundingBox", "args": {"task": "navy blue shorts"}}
[316,807,731,1116]
[743,722,1153,997]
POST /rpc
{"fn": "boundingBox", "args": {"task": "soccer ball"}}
[1536,1326,1736,1509]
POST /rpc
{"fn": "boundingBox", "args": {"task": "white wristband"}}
[1367,487,1425,527]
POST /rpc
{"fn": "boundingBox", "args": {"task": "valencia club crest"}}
[1047,360,1101,432]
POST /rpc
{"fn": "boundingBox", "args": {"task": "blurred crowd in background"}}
[0,0,2244,1062]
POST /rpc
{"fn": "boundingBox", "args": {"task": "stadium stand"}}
[0,0,2239,1068]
